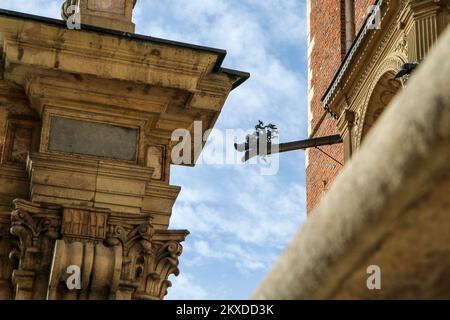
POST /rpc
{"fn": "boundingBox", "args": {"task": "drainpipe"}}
[345,0,356,51]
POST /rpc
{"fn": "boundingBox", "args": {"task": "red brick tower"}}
[306,0,374,213]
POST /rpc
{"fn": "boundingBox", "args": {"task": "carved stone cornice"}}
[26,152,154,215]
[61,206,110,244]
[409,0,446,15]
[324,0,448,153]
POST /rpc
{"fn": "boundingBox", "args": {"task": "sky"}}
[0,0,309,299]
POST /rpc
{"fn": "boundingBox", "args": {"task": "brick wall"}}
[306,0,374,213]
[306,0,345,213]
[355,0,376,32]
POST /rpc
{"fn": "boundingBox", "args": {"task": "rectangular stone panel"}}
[11,127,32,163]
[88,0,125,14]
[48,117,138,161]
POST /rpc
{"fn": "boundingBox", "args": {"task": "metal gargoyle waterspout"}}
[234,121,343,163]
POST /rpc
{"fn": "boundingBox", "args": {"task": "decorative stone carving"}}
[395,31,409,55]
[134,239,185,300]
[61,207,109,243]
[9,199,61,299]
[3,200,188,300]
[356,57,404,144]
[0,212,18,300]
[106,214,154,288]
[105,213,188,300]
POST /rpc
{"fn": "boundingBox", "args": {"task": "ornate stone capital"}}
[1,195,188,301]
[5,204,191,300]
[105,213,188,300]
[10,200,61,271]
[9,199,61,299]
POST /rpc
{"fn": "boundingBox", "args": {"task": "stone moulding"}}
[1,199,188,300]
[26,152,155,215]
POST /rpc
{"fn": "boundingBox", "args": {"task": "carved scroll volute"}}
[0,212,18,300]
[133,240,184,300]
[9,200,61,300]
[10,207,59,271]
[105,213,188,300]
[106,218,155,299]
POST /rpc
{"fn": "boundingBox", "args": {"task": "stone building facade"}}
[307,0,450,213]
[0,0,248,300]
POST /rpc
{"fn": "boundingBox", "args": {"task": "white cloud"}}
[167,273,210,300]
[191,240,268,272]
[172,164,306,244]
[134,0,308,140]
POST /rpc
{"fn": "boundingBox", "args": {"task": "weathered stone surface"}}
[48,117,138,161]
[62,0,136,33]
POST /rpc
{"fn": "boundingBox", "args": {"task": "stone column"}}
[404,0,449,61]
[9,200,61,300]
[0,212,17,299]
[337,110,356,162]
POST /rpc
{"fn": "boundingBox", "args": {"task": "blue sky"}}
[0,0,309,299]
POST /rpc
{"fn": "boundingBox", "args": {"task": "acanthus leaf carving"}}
[9,199,61,299]
[105,214,155,295]
[134,236,186,300]
[105,212,187,300]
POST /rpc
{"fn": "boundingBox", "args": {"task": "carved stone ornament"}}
[1,199,188,300]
